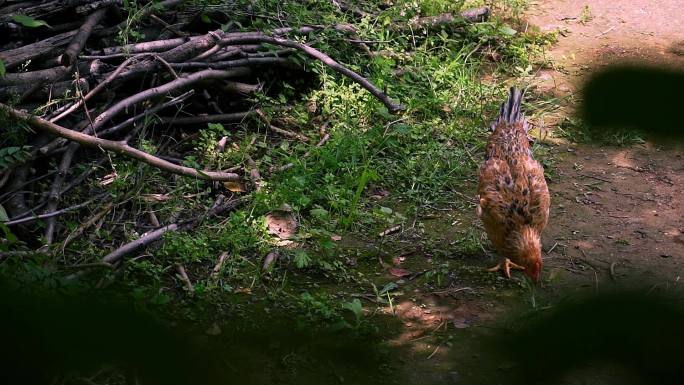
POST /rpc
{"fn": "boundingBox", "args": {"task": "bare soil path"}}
[527,0,684,289]
[384,1,684,383]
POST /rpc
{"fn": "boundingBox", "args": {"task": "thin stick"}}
[44,143,79,245]
[546,241,559,255]
[254,109,309,142]
[3,193,107,226]
[245,155,262,192]
[427,345,441,360]
[158,111,252,126]
[97,90,194,137]
[61,201,114,252]
[103,224,179,264]
[175,263,195,293]
[211,252,229,280]
[609,261,617,281]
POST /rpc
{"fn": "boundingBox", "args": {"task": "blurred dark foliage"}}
[0,276,218,385]
[581,65,684,140]
[495,290,684,385]
[0,275,384,385]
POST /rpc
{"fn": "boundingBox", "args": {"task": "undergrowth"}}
[3,0,556,327]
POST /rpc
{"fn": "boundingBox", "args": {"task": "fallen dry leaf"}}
[223,181,247,192]
[330,234,342,241]
[389,267,411,277]
[265,210,298,240]
[234,287,252,294]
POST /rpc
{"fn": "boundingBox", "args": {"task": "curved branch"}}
[0,103,241,182]
[218,35,405,112]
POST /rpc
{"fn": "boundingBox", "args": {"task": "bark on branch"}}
[90,68,251,131]
[0,103,241,182]
[60,7,108,67]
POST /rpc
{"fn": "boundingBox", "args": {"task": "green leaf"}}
[499,25,517,36]
[0,224,17,246]
[200,14,211,24]
[342,299,363,319]
[293,250,311,269]
[0,59,5,78]
[0,204,8,222]
[12,14,51,28]
[378,282,398,295]
[310,208,329,218]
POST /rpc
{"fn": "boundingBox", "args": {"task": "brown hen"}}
[476,88,550,282]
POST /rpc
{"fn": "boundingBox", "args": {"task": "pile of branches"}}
[0,0,489,269]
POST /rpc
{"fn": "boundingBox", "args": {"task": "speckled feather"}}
[477,88,550,272]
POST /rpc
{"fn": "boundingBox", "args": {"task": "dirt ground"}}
[383,1,684,383]
[527,0,684,290]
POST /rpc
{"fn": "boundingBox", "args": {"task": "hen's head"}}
[515,227,543,282]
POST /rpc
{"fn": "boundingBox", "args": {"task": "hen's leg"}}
[487,258,525,278]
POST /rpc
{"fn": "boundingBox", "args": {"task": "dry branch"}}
[97,90,194,137]
[0,103,241,181]
[44,143,79,245]
[158,111,252,126]
[50,53,175,123]
[0,29,78,69]
[102,196,245,264]
[217,35,405,112]
[175,263,195,293]
[102,223,178,264]
[3,193,107,226]
[61,201,114,251]
[167,57,291,70]
[211,251,229,280]
[60,7,108,67]
[245,155,262,192]
[90,68,250,131]
[392,7,490,31]
[0,78,88,102]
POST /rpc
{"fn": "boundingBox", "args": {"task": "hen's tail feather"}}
[490,87,528,132]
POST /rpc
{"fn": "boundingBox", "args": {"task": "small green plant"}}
[0,146,31,169]
[579,5,593,24]
[117,0,147,46]
[342,298,363,325]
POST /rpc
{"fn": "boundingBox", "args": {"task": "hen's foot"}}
[487,258,525,278]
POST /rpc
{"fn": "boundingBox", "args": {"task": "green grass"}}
[556,116,645,146]
[4,0,556,320]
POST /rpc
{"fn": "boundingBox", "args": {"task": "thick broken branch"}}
[60,7,108,67]
[0,103,241,181]
[0,29,78,69]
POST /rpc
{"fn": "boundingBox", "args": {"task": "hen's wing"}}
[477,154,550,252]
